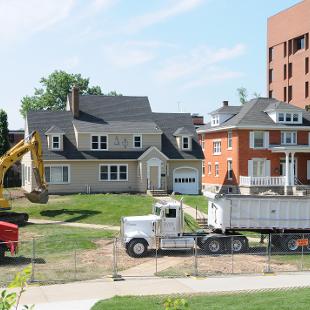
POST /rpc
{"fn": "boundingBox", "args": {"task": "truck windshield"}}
[154,206,161,215]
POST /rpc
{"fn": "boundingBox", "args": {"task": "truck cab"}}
[121,201,186,257]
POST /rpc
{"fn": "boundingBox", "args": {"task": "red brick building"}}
[267,0,310,108]
[198,98,310,195]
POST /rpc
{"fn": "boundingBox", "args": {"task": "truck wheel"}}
[202,237,223,254]
[127,239,148,258]
[231,236,248,253]
[282,236,300,252]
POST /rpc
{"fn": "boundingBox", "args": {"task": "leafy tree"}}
[106,90,123,96]
[20,70,119,117]
[0,110,10,156]
[237,87,248,105]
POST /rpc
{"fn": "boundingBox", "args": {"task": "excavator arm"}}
[0,131,48,210]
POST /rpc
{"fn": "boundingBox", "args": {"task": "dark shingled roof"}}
[209,105,241,115]
[45,125,65,135]
[27,95,203,160]
[198,98,310,132]
[173,127,194,137]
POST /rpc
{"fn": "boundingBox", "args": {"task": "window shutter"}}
[307,161,310,180]
[248,160,253,177]
[264,132,269,148]
[249,132,254,148]
[265,160,271,177]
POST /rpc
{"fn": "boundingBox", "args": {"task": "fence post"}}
[112,238,122,281]
[265,234,272,273]
[194,237,198,276]
[155,236,158,275]
[31,238,35,282]
[231,236,234,274]
[74,241,77,281]
[301,233,304,271]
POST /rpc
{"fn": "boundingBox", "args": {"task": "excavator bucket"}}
[25,188,49,204]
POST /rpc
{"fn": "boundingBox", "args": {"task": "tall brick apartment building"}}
[198,98,310,195]
[267,0,310,108]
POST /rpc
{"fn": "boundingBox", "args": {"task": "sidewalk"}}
[20,273,310,309]
[154,196,208,219]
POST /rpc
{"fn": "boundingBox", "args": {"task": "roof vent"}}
[223,101,229,106]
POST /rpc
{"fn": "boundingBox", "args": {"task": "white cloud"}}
[157,43,246,81]
[183,71,245,89]
[0,0,75,41]
[124,0,204,33]
[62,56,80,70]
[103,40,173,68]
[92,0,117,10]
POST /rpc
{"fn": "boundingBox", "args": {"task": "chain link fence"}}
[1,233,310,285]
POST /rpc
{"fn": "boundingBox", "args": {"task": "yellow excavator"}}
[0,131,48,225]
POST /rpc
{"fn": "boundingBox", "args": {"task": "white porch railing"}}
[240,176,286,187]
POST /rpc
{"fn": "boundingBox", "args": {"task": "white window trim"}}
[213,139,221,155]
[208,162,212,175]
[45,164,70,184]
[90,134,108,151]
[227,158,233,180]
[250,131,268,149]
[277,112,301,124]
[133,134,142,149]
[227,130,232,150]
[215,162,219,177]
[281,131,297,145]
[181,136,190,150]
[98,164,129,182]
[50,134,61,150]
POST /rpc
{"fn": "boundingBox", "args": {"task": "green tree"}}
[237,87,248,105]
[0,110,10,156]
[106,90,123,96]
[20,70,105,117]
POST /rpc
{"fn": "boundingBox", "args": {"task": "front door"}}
[150,166,159,190]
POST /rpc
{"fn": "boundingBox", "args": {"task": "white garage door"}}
[173,168,198,194]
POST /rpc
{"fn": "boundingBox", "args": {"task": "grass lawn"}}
[11,194,154,226]
[174,194,208,214]
[92,288,310,310]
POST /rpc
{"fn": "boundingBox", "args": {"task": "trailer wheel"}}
[231,236,248,253]
[127,239,148,258]
[202,237,223,254]
[281,236,300,252]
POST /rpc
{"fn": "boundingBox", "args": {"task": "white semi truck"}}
[121,192,310,257]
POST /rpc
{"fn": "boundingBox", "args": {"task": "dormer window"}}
[52,135,60,150]
[182,136,190,150]
[276,112,301,124]
[91,135,108,150]
[211,115,219,126]
[133,135,142,148]
[45,126,65,151]
[278,113,284,122]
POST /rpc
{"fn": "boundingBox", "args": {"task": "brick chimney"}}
[223,100,229,106]
[72,86,79,118]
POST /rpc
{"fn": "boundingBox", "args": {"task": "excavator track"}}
[0,212,29,226]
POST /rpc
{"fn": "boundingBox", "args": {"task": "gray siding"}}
[43,160,139,194]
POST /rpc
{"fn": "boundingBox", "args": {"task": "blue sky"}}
[0,0,300,129]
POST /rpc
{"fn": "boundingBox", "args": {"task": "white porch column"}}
[285,152,290,194]
[290,152,295,186]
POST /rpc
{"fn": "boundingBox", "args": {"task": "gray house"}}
[21,88,203,195]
